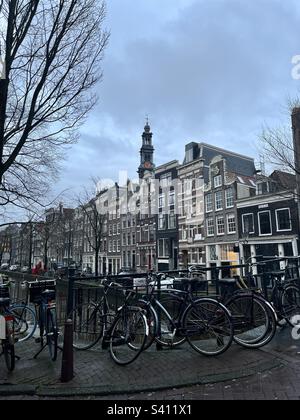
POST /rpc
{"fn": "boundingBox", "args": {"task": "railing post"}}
[156,274,163,351]
[60,319,74,383]
[67,268,76,317]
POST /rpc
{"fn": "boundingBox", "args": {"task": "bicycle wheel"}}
[155,295,186,348]
[3,342,15,372]
[183,298,234,356]
[10,305,37,343]
[281,284,300,326]
[47,308,58,362]
[137,300,157,351]
[227,294,277,349]
[69,302,104,350]
[109,307,147,366]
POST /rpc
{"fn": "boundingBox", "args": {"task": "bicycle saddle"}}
[42,290,56,300]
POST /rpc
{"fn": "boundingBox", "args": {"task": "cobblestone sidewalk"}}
[0,328,294,397]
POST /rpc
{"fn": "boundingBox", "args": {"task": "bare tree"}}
[0,0,109,210]
[78,181,107,276]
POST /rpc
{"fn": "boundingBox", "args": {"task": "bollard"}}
[60,319,74,383]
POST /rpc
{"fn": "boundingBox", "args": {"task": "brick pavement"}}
[0,326,299,399]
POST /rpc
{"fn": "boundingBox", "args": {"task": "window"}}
[214,175,222,188]
[158,214,166,230]
[185,148,193,164]
[258,211,272,236]
[216,216,225,235]
[158,239,170,257]
[242,214,254,234]
[132,233,136,245]
[215,191,223,211]
[206,194,213,213]
[207,217,215,236]
[122,233,126,246]
[227,214,236,234]
[169,191,175,206]
[127,251,131,267]
[109,241,112,253]
[169,211,176,229]
[159,194,165,209]
[117,240,121,252]
[117,223,120,234]
[109,225,112,236]
[160,174,172,188]
[113,240,116,253]
[276,209,292,232]
[113,224,117,235]
[127,234,131,246]
[226,188,234,208]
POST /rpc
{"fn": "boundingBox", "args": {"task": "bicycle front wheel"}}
[47,308,58,362]
[11,305,37,343]
[226,294,276,348]
[281,284,300,327]
[69,302,104,350]
[183,298,234,356]
[155,295,186,348]
[109,308,147,366]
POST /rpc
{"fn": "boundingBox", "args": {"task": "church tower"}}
[138,121,155,179]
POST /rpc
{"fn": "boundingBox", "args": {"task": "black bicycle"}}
[29,280,59,362]
[68,280,148,366]
[139,273,234,357]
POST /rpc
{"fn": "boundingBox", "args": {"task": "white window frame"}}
[216,216,225,236]
[242,213,255,235]
[225,188,234,208]
[227,214,236,235]
[214,175,222,188]
[258,211,272,237]
[169,211,176,230]
[276,208,292,232]
[159,194,165,209]
[169,191,175,206]
[207,217,215,237]
[158,214,165,230]
[215,191,223,211]
[206,193,213,213]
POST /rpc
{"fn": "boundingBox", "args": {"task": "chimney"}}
[292,107,300,228]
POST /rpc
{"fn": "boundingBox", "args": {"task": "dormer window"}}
[214,175,222,188]
[185,148,193,163]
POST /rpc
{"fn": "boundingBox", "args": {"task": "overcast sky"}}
[54,0,300,197]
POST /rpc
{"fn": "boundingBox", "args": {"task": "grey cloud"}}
[55,0,300,194]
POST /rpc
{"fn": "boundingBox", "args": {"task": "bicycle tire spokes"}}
[184,300,233,356]
[109,309,147,366]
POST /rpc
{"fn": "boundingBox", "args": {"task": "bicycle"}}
[0,285,17,372]
[28,280,59,362]
[3,281,37,343]
[68,280,148,366]
[250,257,300,327]
[139,273,234,357]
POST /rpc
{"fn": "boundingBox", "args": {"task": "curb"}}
[0,359,284,398]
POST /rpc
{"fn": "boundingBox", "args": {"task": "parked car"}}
[9,265,20,272]
[148,275,175,290]
[21,266,30,273]
[0,263,9,271]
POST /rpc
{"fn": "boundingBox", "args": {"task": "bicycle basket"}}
[29,280,56,304]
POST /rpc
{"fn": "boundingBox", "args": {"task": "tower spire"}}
[138,120,155,179]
